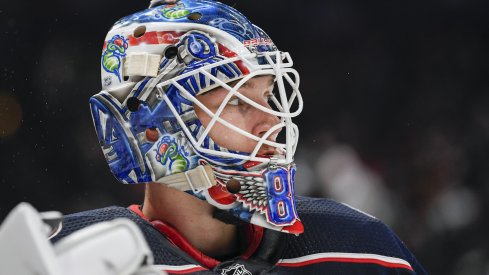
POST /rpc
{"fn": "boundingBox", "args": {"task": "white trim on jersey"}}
[277,252,413,271]
[152,264,206,274]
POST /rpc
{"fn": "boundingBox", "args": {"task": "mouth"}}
[255,131,285,157]
[245,148,286,169]
[256,146,285,157]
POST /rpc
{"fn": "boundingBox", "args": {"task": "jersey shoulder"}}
[51,206,193,267]
[51,206,145,242]
[293,196,402,255]
[277,196,426,274]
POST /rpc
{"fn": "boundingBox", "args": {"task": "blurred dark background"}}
[1,0,488,274]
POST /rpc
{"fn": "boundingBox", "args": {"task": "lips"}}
[256,146,285,157]
[256,144,279,156]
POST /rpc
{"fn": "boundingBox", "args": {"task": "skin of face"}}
[194,75,282,156]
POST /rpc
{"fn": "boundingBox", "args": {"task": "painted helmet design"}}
[90,0,304,234]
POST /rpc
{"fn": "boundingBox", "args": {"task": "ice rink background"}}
[1,1,489,274]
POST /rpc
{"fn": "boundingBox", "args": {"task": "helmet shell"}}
[90,0,304,234]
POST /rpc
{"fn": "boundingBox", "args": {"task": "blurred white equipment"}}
[0,202,166,275]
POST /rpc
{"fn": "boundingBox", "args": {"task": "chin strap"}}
[250,229,288,264]
[155,165,217,192]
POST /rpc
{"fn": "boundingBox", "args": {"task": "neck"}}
[142,183,238,258]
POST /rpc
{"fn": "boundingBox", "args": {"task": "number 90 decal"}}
[265,166,299,226]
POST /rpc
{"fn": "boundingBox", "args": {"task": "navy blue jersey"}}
[52,197,426,274]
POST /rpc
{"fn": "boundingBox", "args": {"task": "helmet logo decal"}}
[160,31,244,96]
[155,135,190,174]
[102,35,128,82]
[145,131,199,180]
[161,3,190,19]
[265,166,299,226]
[243,38,275,53]
[103,76,112,87]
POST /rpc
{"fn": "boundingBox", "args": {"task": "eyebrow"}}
[234,76,275,89]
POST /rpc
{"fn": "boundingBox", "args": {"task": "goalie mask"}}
[89,0,304,234]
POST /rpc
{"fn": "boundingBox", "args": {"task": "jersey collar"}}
[128,204,264,269]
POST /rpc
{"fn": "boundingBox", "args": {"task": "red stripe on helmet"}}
[218,44,250,75]
[128,31,185,46]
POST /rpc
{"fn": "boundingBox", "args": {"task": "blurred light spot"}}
[0,93,22,138]
[427,186,479,232]
[316,144,399,225]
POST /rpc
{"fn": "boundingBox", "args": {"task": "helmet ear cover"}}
[92,0,304,234]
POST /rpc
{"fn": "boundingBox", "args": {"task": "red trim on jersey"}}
[129,204,149,221]
[166,266,207,274]
[128,205,264,269]
[152,220,220,268]
[277,256,414,271]
[242,223,264,259]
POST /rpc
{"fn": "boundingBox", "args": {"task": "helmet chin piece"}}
[200,159,304,235]
[91,0,303,234]
[149,159,304,234]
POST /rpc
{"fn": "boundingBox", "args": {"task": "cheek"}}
[194,106,210,126]
[194,95,258,152]
[219,108,249,130]
[205,109,256,151]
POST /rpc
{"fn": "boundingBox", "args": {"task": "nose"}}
[251,107,282,140]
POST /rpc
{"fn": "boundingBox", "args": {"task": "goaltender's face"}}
[194,75,281,156]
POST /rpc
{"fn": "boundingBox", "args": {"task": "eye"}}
[266,93,275,103]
